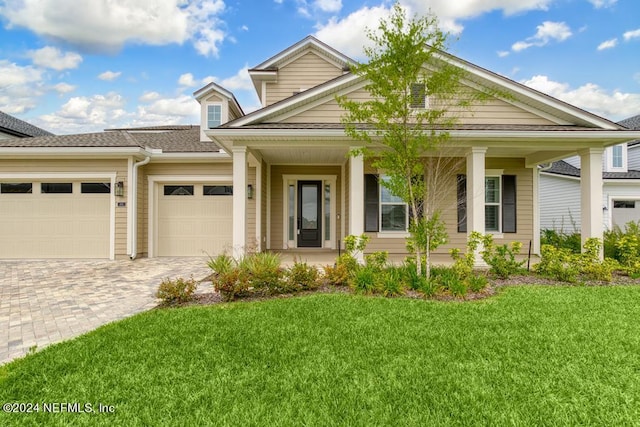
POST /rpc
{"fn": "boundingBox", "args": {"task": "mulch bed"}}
[156,272,640,309]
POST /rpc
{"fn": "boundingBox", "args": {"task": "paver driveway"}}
[0,258,212,365]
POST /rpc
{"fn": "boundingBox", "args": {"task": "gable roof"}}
[0,111,53,137]
[619,114,640,130]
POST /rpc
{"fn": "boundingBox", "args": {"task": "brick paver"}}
[0,258,212,365]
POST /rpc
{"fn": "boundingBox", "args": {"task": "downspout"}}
[130,156,151,260]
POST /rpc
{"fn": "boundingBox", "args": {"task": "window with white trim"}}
[612,145,623,168]
[485,176,501,232]
[207,104,222,129]
[380,176,408,232]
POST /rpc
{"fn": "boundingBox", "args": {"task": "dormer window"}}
[207,104,222,129]
[410,83,426,109]
[612,145,623,168]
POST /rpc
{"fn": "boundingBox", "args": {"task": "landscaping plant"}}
[156,276,198,304]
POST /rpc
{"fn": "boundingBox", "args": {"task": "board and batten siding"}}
[0,158,129,257]
[265,51,344,107]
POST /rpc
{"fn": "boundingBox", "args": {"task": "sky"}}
[0,0,638,135]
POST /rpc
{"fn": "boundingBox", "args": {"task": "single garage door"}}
[0,181,111,258]
[612,200,640,229]
[157,183,233,256]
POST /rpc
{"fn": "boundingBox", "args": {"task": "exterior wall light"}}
[247,184,254,199]
[115,181,125,197]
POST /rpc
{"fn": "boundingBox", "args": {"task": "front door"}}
[297,181,322,247]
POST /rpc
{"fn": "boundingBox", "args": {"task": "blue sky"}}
[0,0,638,134]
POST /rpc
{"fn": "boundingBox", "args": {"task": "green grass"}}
[2,286,640,426]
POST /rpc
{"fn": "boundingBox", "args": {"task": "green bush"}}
[467,274,488,293]
[380,267,405,297]
[481,235,526,279]
[540,229,581,253]
[535,244,580,283]
[580,238,616,282]
[214,269,250,302]
[156,276,198,304]
[450,231,482,279]
[351,266,380,294]
[365,251,388,271]
[207,253,234,275]
[287,260,320,291]
[240,252,284,294]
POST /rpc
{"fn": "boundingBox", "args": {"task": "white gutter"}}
[130,156,151,260]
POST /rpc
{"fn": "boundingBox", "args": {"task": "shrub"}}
[402,259,422,291]
[580,238,616,282]
[324,253,358,287]
[351,266,380,294]
[240,252,284,295]
[467,274,488,293]
[365,251,388,271]
[450,231,482,279]
[535,244,580,283]
[481,235,526,279]
[417,276,439,298]
[380,267,405,297]
[156,276,198,304]
[540,229,581,253]
[207,253,234,276]
[214,269,250,302]
[287,260,320,291]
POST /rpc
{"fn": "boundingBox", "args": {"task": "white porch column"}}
[467,147,487,267]
[579,147,604,257]
[466,147,487,235]
[232,147,247,258]
[349,152,364,261]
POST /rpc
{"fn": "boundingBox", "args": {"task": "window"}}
[288,184,295,241]
[380,176,407,231]
[410,83,426,109]
[203,185,232,195]
[0,183,32,193]
[325,184,331,241]
[41,183,72,194]
[207,104,222,129]
[81,182,111,194]
[485,177,500,232]
[614,200,635,208]
[456,174,517,234]
[163,185,194,196]
[612,145,623,168]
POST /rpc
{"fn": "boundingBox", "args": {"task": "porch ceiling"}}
[255,146,350,164]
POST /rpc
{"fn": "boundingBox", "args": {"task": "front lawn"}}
[1,286,640,426]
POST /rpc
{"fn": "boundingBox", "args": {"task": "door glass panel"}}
[288,185,295,240]
[324,184,330,241]
[301,184,318,230]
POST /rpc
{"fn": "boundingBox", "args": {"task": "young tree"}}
[337,2,481,278]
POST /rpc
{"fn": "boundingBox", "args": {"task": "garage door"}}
[0,181,111,258]
[612,200,640,229]
[157,183,233,256]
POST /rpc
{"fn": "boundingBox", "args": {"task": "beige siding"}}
[0,158,129,258]
[364,157,534,256]
[269,165,342,249]
[280,85,557,126]
[265,52,343,106]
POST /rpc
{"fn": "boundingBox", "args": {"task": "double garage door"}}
[156,183,232,257]
[0,181,111,258]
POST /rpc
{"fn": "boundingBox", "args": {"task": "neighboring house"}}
[0,110,53,139]
[1,36,639,260]
[540,114,640,232]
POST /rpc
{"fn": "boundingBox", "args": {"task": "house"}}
[540,114,640,232]
[0,110,53,139]
[1,36,639,261]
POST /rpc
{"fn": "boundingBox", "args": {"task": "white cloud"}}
[511,21,572,52]
[497,51,510,58]
[139,91,161,102]
[26,46,82,71]
[597,38,617,51]
[178,73,197,87]
[623,28,640,41]
[522,75,640,121]
[0,60,46,114]
[215,66,253,91]
[0,0,227,57]
[52,82,76,94]
[314,0,342,13]
[98,71,122,81]
[38,92,130,133]
[588,0,617,8]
